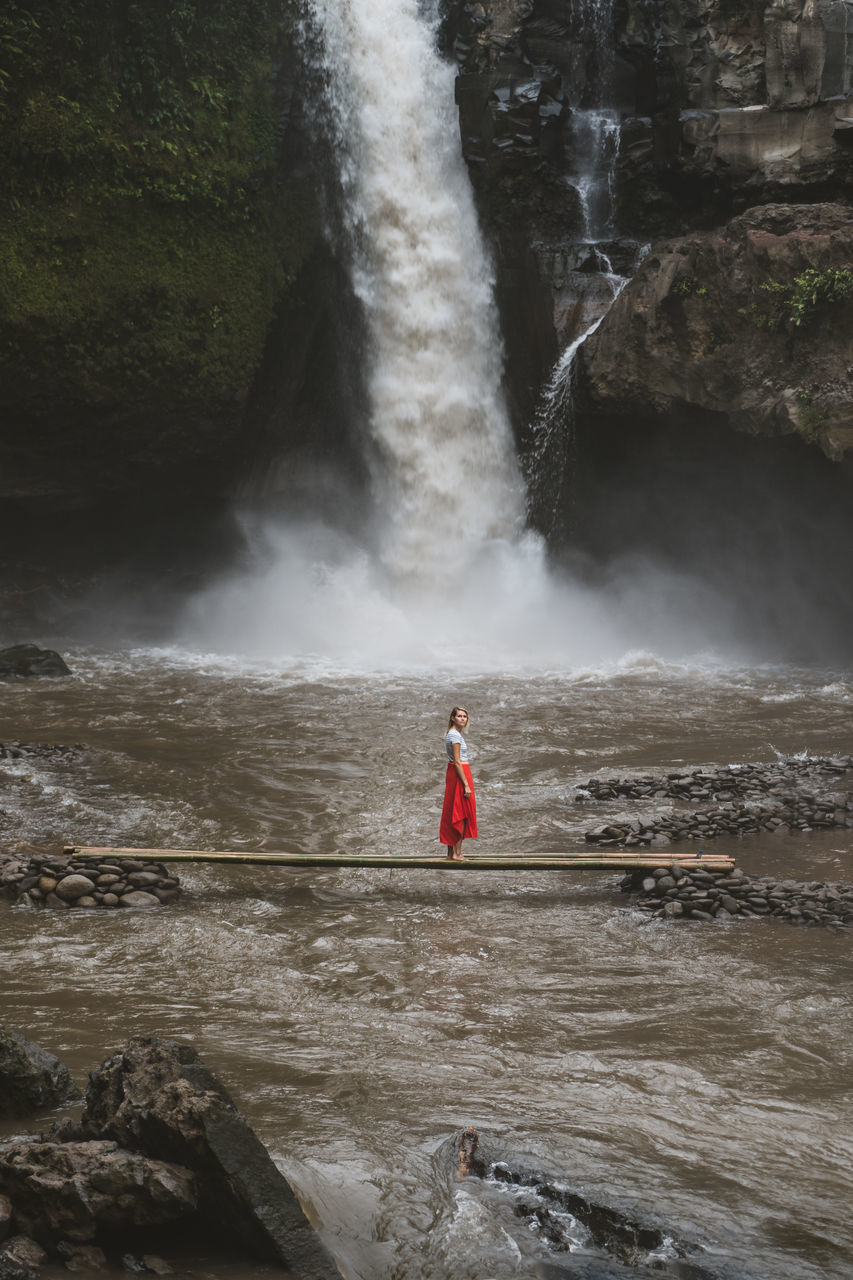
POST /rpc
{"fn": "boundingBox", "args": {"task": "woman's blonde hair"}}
[447,706,469,731]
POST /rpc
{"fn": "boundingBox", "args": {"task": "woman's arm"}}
[452,743,472,797]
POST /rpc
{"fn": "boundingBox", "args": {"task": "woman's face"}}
[452,708,469,729]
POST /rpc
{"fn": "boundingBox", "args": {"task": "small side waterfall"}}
[305,0,524,580]
[526,0,643,538]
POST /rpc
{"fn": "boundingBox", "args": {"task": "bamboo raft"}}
[64,846,735,872]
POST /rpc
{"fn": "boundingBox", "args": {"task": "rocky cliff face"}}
[581,202,853,458]
[445,0,853,427]
[0,0,360,536]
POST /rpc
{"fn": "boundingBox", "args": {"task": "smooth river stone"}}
[119,891,160,909]
[55,874,96,901]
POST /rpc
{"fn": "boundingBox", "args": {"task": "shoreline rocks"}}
[1,853,182,911]
[450,1128,717,1278]
[621,862,853,928]
[580,755,853,847]
[0,1036,343,1280]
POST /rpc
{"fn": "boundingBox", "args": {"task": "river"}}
[2,649,851,1279]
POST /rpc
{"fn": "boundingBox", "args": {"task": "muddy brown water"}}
[1,649,852,1279]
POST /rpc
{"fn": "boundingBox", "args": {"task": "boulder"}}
[582,203,853,459]
[0,647,70,681]
[0,1140,197,1246]
[0,1234,47,1280]
[0,1028,80,1117]
[83,1037,341,1279]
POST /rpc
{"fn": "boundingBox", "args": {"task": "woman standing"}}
[440,706,478,860]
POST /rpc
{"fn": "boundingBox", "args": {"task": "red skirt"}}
[440,762,478,846]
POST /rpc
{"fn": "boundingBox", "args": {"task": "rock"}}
[0,1141,197,1246]
[118,892,160,909]
[140,1258,173,1276]
[57,1242,108,1271]
[83,1037,341,1278]
[54,876,95,902]
[583,203,853,461]
[0,1028,80,1117]
[0,646,71,681]
[0,1235,47,1280]
[0,1197,10,1245]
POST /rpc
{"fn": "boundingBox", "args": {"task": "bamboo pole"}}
[64,845,734,872]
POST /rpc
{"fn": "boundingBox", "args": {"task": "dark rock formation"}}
[0,1233,47,1280]
[0,0,367,605]
[579,754,853,846]
[0,647,70,681]
[581,203,853,458]
[449,1128,718,1277]
[82,1037,341,1278]
[0,1029,80,1118]
[0,852,182,911]
[621,862,853,926]
[0,1141,197,1247]
[447,0,853,430]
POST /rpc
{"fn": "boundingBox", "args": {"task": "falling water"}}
[305,0,524,580]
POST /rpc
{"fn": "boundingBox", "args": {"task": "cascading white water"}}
[178,0,734,669]
[306,0,524,579]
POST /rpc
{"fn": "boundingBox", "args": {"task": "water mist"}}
[178,0,740,672]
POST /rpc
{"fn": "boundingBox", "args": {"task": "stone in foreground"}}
[0,1028,80,1117]
[0,1141,197,1246]
[83,1036,341,1279]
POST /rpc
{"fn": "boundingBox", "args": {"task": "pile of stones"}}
[621,862,853,928]
[0,741,82,762]
[579,756,853,847]
[1,851,181,910]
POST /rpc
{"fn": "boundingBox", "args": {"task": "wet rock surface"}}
[0,648,70,682]
[0,1036,342,1279]
[82,1036,341,1278]
[452,1129,717,1277]
[581,203,853,460]
[0,742,82,763]
[0,1029,80,1118]
[580,753,853,846]
[0,852,182,911]
[621,862,853,927]
[0,1141,197,1246]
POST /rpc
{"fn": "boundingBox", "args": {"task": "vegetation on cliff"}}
[0,0,317,411]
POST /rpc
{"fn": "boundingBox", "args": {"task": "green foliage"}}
[757,268,853,331]
[672,274,708,299]
[0,0,319,405]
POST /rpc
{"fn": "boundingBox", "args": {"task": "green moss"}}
[0,0,319,407]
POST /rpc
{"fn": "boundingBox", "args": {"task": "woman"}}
[440,706,478,860]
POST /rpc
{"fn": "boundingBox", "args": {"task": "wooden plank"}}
[64,845,734,871]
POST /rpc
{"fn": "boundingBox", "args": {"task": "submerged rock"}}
[83,1036,341,1278]
[447,1128,718,1278]
[0,647,70,681]
[0,1028,80,1118]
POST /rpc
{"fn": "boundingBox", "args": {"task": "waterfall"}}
[305,0,525,580]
